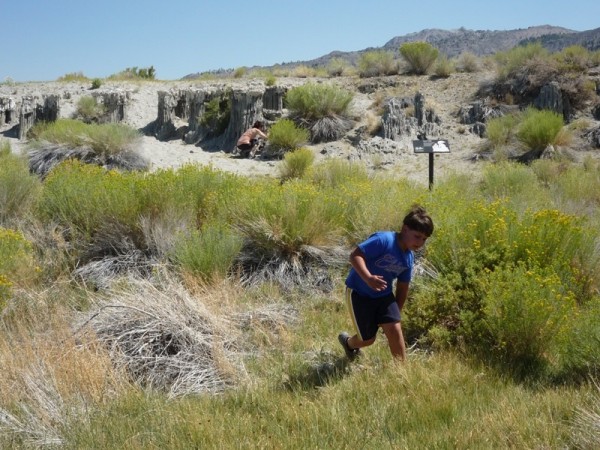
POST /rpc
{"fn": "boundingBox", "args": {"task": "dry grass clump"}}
[570,382,600,449]
[73,250,160,291]
[235,238,348,293]
[309,115,355,143]
[76,275,243,398]
[28,144,149,178]
[0,289,128,447]
[27,119,149,177]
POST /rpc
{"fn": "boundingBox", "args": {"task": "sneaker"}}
[338,332,360,360]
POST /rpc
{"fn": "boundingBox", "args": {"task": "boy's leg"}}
[339,288,373,359]
[338,332,359,360]
[380,321,406,360]
[348,334,375,350]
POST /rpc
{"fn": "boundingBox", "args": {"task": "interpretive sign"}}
[412,139,450,189]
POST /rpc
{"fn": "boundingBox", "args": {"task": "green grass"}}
[29,119,141,156]
[0,144,42,223]
[62,352,592,449]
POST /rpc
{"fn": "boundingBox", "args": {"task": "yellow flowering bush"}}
[481,262,577,378]
[0,227,35,308]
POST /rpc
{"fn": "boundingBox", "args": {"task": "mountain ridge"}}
[184,25,600,79]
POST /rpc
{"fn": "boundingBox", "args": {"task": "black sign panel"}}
[412,139,450,153]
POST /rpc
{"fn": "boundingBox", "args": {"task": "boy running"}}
[339,205,434,361]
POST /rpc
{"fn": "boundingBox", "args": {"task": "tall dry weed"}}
[0,291,128,447]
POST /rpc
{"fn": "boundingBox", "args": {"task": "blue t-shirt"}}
[345,231,414,298]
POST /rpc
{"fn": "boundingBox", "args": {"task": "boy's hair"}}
[253,120,264,129]
[402,205,434,237]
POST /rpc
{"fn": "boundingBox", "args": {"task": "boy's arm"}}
[395,281,409,311]
[349,247,387,292]
[256,129,268,139]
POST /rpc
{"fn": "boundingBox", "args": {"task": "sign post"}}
[412,139,450,189]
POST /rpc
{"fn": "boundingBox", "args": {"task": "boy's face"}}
[399,225,429,251]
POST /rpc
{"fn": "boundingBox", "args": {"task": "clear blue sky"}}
[2,0,599,82]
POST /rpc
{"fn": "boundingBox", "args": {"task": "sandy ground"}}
[1,79,285,177]
[2,73,596,184]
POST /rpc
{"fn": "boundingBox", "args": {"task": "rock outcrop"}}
[0,97,16,127]
[18,94,60,139]
[381,92,442,141]
[92,90,129,124]
[534,81,573,122]
[154,85,286,152]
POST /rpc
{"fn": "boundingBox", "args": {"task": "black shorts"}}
[344,288,401,341]
[237,139,258,151]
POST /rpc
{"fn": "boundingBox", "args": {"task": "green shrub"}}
[286,83,353,122]
[554,164,600,208]
[264,73,277,86]
[530,159,567,186]
[326,57,350,77]
[108,66,156,81]
[285,83,354,143]
[278,147,315,181]
[38,161,245,249]
[480,161,540,199]
[0,148,41,223]
[481,262,577,378]
[357,50,398,77]
[344,177,424,242]
[37,162,143,245]
[233,67,247,78]
[91,78,102,89]
[554,45,593,72]
[172,223,243,282]
[0,227,35,307]
[291,65,317,78]
[516,108,564,151]
[433,55,454,78]
[556,295,600,380]
[75,96,106,123]
[309,159,369,189]
[485,113,520,150]
[234,179,345,259]
[29,119,141,156]
[399,42,439,75]
[232,179,347,288]
[199,95,231,137]
[493,42,548,81]
[266,119,309,156]
[57,71,89,82]
[456,52,479,73]
[407,190,599,380]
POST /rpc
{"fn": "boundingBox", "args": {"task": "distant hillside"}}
[304,26,580,67]
[381,25,574,56]
[184,25,600,79]
[520,26,600,52]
